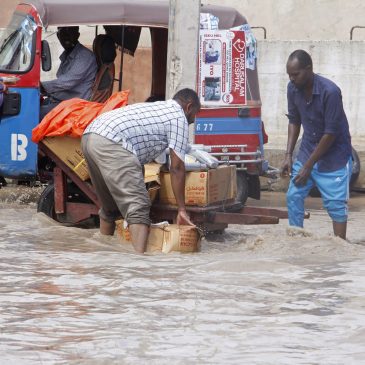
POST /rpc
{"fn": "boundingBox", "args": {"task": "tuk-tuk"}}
[0,0,268,221]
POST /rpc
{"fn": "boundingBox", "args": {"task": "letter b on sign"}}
[11,134,28,161]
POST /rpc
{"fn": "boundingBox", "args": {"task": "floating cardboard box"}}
[42,136,89,181]
[159,165,237,206]
[115,220,201,253]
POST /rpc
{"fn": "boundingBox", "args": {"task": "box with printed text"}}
[159,165,237,206]
[115,220,201,253]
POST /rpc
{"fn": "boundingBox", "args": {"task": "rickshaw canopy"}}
[23,0,247,28]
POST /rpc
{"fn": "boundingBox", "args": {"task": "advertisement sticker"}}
[198,30,246,106]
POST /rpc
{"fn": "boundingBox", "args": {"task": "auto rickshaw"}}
[0,0,276,226]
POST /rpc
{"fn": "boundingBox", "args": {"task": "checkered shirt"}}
[84,100,189,164]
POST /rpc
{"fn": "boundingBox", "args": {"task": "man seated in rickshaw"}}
[40,26,98,120]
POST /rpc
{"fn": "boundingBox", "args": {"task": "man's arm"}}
[293,134,336,186]
[169,148,194,226]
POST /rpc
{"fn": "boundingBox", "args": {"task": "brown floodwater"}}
[1,187,365,364]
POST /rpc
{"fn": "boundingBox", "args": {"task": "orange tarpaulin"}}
[32,90,129,143]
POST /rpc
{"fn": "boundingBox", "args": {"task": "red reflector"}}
[249,107,261,117]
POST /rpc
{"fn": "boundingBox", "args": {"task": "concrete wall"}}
[201,0,365,41]
[258,40,365,139]
[1,0,365,41]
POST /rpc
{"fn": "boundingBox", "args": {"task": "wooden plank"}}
[54,167,66,214]
[241,206,288,219]
[152,201,243,213]
[241,206,310,219]
[64,202,99,223]
[211,212,279,225]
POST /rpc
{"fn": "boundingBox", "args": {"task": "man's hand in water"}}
[176,208,195,226]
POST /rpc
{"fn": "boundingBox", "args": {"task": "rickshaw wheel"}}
[236,170,249,205]
[37,182,99,227]
[37,183,57,220]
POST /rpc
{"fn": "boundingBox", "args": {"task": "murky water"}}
[1,188,365,364]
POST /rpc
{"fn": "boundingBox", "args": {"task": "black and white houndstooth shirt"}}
[84,100,189,164]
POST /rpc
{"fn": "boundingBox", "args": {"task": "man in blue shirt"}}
[40,27,97,120]
[281,49,352,240]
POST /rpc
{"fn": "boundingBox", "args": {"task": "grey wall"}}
[2,0,365,41]
[258,40,365,138]
[202,0,365,41]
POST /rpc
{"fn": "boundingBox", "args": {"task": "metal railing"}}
[251,26,267,39]
[350,26,365,40]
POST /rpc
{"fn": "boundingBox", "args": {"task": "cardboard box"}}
[159,165,237,206]
[42,136,90,181]
[115,220,201,253]
[144,163,162,203]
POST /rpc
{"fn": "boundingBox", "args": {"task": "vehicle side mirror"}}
[41,40,52,72]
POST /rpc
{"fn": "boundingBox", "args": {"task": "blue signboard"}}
[195,117,261,135]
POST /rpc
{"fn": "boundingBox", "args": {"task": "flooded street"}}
[1,188,365,364]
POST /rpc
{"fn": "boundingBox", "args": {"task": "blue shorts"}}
[287,158,352,227]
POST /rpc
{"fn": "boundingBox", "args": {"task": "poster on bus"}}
[198,30,246,106]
